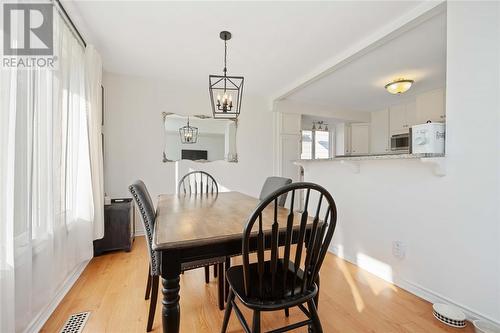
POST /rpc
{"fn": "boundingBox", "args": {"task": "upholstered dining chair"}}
[177,171,227,308]
[221,182,338,333]
[129,180,226,332]
[259,176,292,207]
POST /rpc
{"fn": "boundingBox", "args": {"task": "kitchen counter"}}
[294,153,446,176]
[297,152,444,162]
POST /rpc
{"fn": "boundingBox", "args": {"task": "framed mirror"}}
[162,113,238,163]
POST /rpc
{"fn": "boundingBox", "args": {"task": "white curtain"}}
[0,10,94,333]
[85,45,105,240]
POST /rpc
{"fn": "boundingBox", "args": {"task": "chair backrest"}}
[178,171,219,195]
[259,176,292,207]
[128,180,160,276]
[242,182,337,301]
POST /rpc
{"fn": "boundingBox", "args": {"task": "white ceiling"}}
[285,11,447,112]
[64,1,425,97]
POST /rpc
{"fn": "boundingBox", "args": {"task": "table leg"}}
[161,252,181,333]
[217,263,224,310]
[224,257,230,300]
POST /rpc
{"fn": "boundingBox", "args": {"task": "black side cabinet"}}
[93,198,135,256]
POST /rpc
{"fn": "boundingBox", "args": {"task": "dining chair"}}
[129,180,226,331]
[178,170,219,196]
[259,176,292,207]
[221,182,338,333]
[259,176,294,317]
[177,171,227,309]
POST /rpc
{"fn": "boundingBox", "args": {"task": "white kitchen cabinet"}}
[350,123,370,155]
[370,109,389,153]
[389,104,406,135]
[389,102,417,135]
[335,123,351,155]
[280,134,300,180]
[406,101,417,127]
[278,112,301,181]
[416,88,446,123]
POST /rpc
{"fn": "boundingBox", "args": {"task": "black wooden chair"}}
[129,180,226,332]
[221,182,338,333]
[177,171,227,309]
[178,170,219,196]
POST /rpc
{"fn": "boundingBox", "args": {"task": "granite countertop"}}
[296,152,445,162]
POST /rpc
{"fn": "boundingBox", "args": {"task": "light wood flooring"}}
[41,237,472,333]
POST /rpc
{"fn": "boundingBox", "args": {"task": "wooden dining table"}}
[152,191,316,333]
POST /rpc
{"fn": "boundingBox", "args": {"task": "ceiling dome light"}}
[385,79,414,94]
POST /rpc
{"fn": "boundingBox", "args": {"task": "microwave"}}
[391,133,410,151]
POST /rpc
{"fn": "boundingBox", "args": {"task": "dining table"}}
[152,191,318,333]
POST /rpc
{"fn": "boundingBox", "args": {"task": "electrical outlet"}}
[392,241,406,259]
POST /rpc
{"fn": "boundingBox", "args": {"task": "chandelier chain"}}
[223,40,227,92]
[223,39,227,76]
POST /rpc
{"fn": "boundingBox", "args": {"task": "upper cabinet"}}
[416,88,446,123]
[389,101,416,135]
[370,109,389,153]
[350,123,370,155]
[335,123,351,155]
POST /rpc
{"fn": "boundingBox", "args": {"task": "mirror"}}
[162,113,238,162]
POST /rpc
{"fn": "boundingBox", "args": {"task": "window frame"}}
[300,128,334,160]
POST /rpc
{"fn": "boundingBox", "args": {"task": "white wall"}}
[299,2,500,324]
[275,99,370,123]
[103,73,274,231]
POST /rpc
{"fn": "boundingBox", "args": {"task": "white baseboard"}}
[24,260,90,333]
[135,229,145,237]
[328,246,499,327]
[397,279,500,327]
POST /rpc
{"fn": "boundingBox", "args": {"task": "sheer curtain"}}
[85,45,105,240]
[0,10,94,332]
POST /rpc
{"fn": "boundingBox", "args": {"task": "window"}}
[301,130,313,159]
[301,129,332,160]
[314,130,330,159]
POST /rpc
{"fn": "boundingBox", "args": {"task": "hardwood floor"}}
[41,237,473,332]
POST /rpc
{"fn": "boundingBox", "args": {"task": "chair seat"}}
[181,256,226,271]
[226,260,317,310]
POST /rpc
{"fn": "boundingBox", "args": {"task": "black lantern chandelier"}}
[209,31,244,119]
[179,117,198,144]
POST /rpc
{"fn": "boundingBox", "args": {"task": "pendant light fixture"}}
[209,31,244,119]
[312,121,329,131]
[179,117,198,144]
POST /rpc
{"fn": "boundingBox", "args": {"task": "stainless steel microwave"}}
[391,133,410,151]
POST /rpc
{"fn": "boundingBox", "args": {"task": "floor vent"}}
[59,312,90,333]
